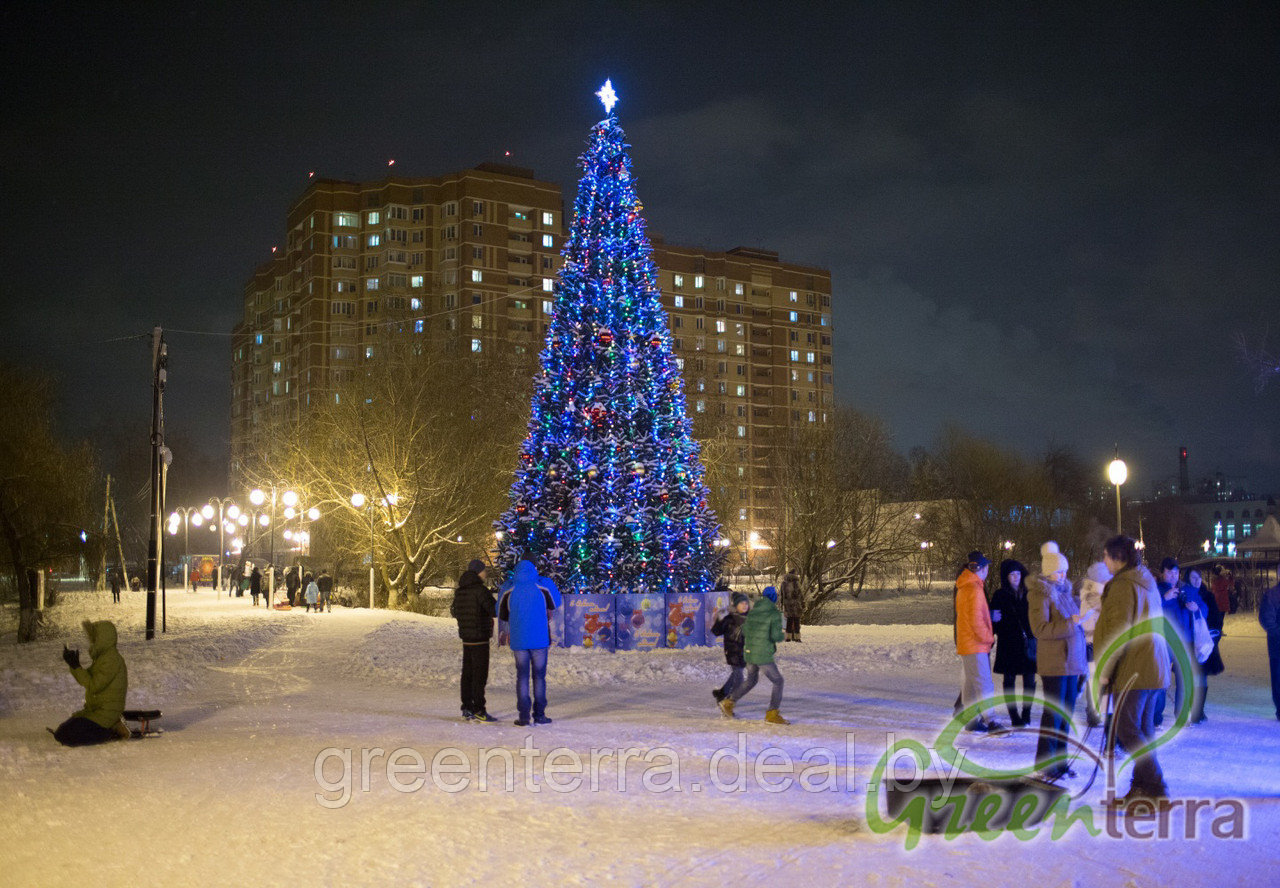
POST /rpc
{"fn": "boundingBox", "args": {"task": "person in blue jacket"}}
[498,560,562,727]
[1259,566,1280,722]
[1153,556,1206,726]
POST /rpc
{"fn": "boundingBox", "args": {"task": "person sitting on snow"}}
[51,620,130,746]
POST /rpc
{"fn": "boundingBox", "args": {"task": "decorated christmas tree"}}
[496,81,724,595]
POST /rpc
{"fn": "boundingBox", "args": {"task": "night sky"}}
[3,2,1277,495]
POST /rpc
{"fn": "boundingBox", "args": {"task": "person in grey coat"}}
[1027,542,1094,779]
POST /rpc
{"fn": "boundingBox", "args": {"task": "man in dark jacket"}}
[451,559,497,722]
[1260,566,1280,722]
[1154,556,1206,726]
[109,568,122,604]
[317,570,334,612]
[285,566,300,606]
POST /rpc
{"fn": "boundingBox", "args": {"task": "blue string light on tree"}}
[495,80,724,595]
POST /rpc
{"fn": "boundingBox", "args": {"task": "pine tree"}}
[496,81,724,595]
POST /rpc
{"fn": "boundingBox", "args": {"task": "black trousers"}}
[785,615,801,636]
[53,716,116,747]
[460,642,490,714]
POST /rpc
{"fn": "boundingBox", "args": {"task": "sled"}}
[122,709,164,738]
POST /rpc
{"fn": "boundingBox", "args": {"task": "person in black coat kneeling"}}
[451,559,497,722]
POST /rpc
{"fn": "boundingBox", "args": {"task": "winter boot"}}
[765,709,790,725]
[719,698,735,719]
[712,688,726,703]
[1020,705,1032,727]
[513,715,530,727]
[794,633,801,643]
[533,714,553,725]
[1006,704,1021,727]
[113,717,132,740]
[784,632,793,642]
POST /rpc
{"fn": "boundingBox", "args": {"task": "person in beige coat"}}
[1094,535,1171,804]
[1027,542,1094,779]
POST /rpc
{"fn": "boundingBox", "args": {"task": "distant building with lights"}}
[229,164,833,548]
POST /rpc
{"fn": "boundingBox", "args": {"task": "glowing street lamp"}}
[1107,451,1128,534]
[352,491,375,608]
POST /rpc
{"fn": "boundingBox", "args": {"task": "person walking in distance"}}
[780,569,803,642]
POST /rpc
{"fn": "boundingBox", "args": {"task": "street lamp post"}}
[1107,451,1128,535]
[203,497,240,597]
[166,506,197,589]
[351,492,375,608]
[250,486,280,603]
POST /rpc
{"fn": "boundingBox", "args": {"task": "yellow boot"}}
[719,698,735,719]
[765,709,790,725]
[113,717,132,740]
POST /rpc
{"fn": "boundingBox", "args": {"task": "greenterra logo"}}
[865,617,1247,847]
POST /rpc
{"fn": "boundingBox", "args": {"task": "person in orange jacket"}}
[955,550,1004,732]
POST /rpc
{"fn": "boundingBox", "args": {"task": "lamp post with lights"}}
[1107,451,1128,535]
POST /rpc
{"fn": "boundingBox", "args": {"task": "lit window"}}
[471,270,482,282]
[674,295,684,308]
[694,275,704,289]
[366,278,380,291]
[367,234,380,247]
[472,315,483,329]
[737,425,746,437]
[695,400,705,413]
[410,275,424,288]
[542,300,552,313]
[271,360,281,374]
[365,346,374,359]
[715,320,726,333]
[734,283,744,295]
[808,411,816,422]
[674,274,684,289]
[367,211,380,225]
[789,311,798,322]
[542,234,554,248]
[736,385,745,397]
[821,314,829,327]
[254,333,263,345]
[335,213,357,227]
[790,349,800,361]
[716,340,726,352]
[806,352,815,363]
[734,343,745,356]
[542,211,554,226]
[414,320,424,333]
[675,357,685,370]
[790,291,798,302]
[471,338,482,353]
[542,278,554,292]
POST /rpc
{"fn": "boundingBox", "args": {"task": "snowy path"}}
[1,590,1277,886]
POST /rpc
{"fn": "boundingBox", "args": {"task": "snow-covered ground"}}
[1,587,1276,887]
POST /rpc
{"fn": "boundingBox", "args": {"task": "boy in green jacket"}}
[719,587,790,724]
[52,620,130,746]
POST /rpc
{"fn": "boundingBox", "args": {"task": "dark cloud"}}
[1,1,1277,494]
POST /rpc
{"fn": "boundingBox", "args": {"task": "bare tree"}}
[0,366,96,641]
[764,408,918,622]
[1235,329,1280,393]
[248,341,532,605]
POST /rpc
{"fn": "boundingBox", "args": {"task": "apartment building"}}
[231,164,832,545]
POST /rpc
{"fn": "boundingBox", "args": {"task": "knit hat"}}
[466,559,486,574]
[1040,541,1069,577]
[762,586,778,602]
[1085,561,1112,584]
[731,592,749,607]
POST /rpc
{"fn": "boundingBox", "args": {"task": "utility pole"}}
[146,327,167,640]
